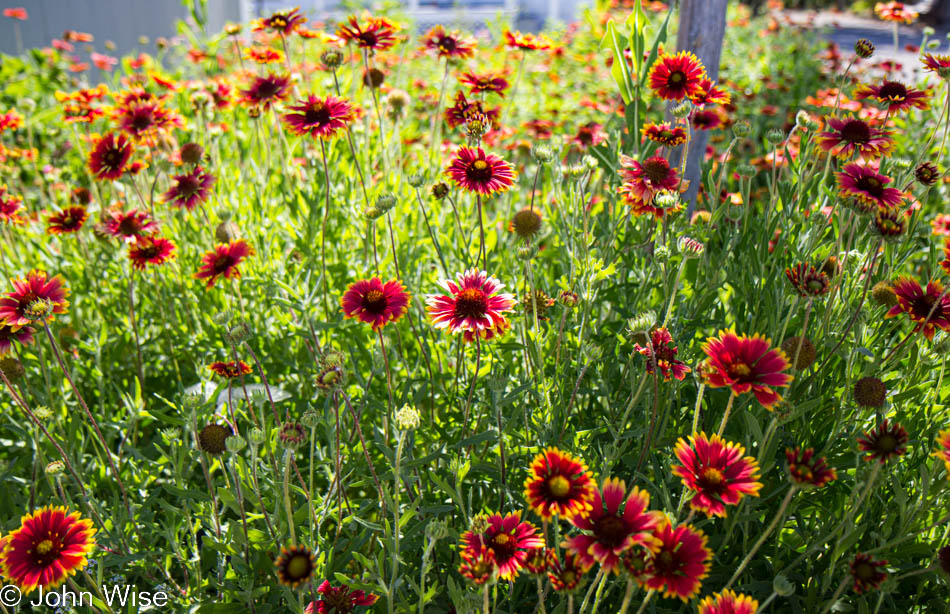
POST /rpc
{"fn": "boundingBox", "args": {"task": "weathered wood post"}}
[675,0,729,213]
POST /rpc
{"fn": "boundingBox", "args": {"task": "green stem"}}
[724,486,798,589]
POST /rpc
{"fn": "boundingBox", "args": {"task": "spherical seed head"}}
[868,281,897,308]
[46,460,65,476]
[855,38,875,59]
[766,128,786,145]
[180,143,204,166]
[226,434,247,453]
[671,101,691,118]
[249,427,267,445]
[430,182,449,200]
[522,289,555,321]
[532,143,554,164]
[395,404,421,431]
[732,120,751,138]
[279,422,307,448]
[915,162,939,186]
[300,410,320,429]
[33,406,53,420]
[363,67,385,88]
[0,355,25,382]
[407,173,425,188]
[198,424,232,455]
[215,220,240,243]
[774,574,796,597]
[781,336,816,370]
[736,163,756,178]
[321,49,343,68]
[510,207,543,239]
[854,376,887,408]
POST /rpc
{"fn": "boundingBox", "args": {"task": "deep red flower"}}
[922,53,950,75]
[104,208,158,244]
[254,7,306,35]
[689,77,731,107]
[855,79,929,112]
[460,511,543,580]
[458,549,497,585]
[0,270,69,328]
[208,361,251,379]
[240,74,292,109]
[648,51,707,101]
[3,8,27,20]
[114,100,180,142]
[88,133,132,181]
[547,551,590,592]
[818,117,893,159]
[785,263,831,298]
[460,71,509,97]
[701,330,792,408]
[195,240,254,288]
[128,237,176,271]
[936,429,950,476]
[161,166,215,211]
[0,506,96,595]
[885,277,950,340]
[673,432,762,518]
[697,589,759,614]
[786,447,837,488]
[340,278,410,331]
[875,2,917,23]
[422,25,476,59]
[523,447,596,520]
[642,519,712,601]
[838,164,904,210]
[522,547,552,575]
[0,186,23,225]
[850,553,888,593]
[503,29,552,51]
[336,14,400,51]
[444,91,500,128]
[305,580,379,613]
[642,122,688,147]
[572,121,606,150]
[46,206,88,235]
[282,95,355,139]
[445,146,516,195]
[425,268,516,342]
[563,478,663,573]
[634,327,691,381]
[858,419,909,463]
[0,322,33,355]
[618,155,682,213]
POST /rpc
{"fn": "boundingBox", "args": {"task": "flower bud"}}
[766,128,786,145]
[226,321,252,345]
[736,163,756,178]
[226,434,247,453]
[671,101,691,118]
[376,193,397,213]
[46,460,66,476]
[773,574,795,597]
[300,410,320,429]
[407,173,425,188]
[395,405,421,431]
[855,38,874,59]
[425,518,449,541]
[653,244,670,262]
[249,427,267,445]
[430,182,449,200]
[532,144,554,164]
[915,161,939,186]
[321,49,343,69]
[34,406,53,420]
[731,120,751,138]
[279,422,307,448]
[677,236,704,257]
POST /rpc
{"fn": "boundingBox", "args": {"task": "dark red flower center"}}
[855,176,884,197]
[653,549,677,574]
[489,532,517,563]
[878,81,908,100]
[911,292,938,318]
[31,537,63,567]
[104,149,122,168]
[466,159,493,183]
[642,159,671,184]
[304,102,332,126]
[697,467,727,494]
[214,254,235,273]
[361,289,388,314]
[284,553,312,580]
[438,36,457,52]
[726,360,753,381]
[321,587,352,611]
[854,562,875,581]
[874,434,898,453]
[454,287,488,319]
[130,108,155,131]
[840,120,871,144]
[592,515,627,548]
[139,244,161,259]
[257,80,283,99]
[669,71,685,84]
[358,32,378,47]
[176,175,201,198]
[118,216,141,235]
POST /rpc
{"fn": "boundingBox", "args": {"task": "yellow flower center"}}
[473,160,488,170]
[548,475,571,498]
[35,539,53,555]
[701,467,724,485]
[286,554,311,579]
[731,362,751,377]
[494,534,510,545]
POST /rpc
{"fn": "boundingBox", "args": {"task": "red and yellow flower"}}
[0,270,70,328]
[336,14,400,51]
[46,206,88,235]
[700,330,792,409]
[426,269,516,342]
[855,79,928,112]
[445,146,516,195]
[698,589,759,614]
[850,553,888,593]
[128,236,176,271]
[195,240,254,288]
[648,51,707,101]
[935,429,950,475]
[634,327,691,381]
[459,511,543,581]
[0,506,96,595]
[282,95,355,139]
[817,117,893,160]
[673,432,762,518]
[885,277,950,340]
[563,478,663,573]
[523,447,596,520]
[786,447,837,488]
[341,278,410,331]
[858,419,908,463]
[422,25,476,59]
[642,518,712,601]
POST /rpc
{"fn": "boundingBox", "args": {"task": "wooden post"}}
[674,0,729,213]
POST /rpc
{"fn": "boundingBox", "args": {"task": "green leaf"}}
[600,20,635,104]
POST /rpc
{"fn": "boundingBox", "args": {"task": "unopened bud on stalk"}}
[766,128,786,146]
[224,23,242,36]
[924,26,936,36]
[671,101,691,118]
[430,182,449,200]
[627,311,656,340]
[226,321,252,345]
[915,162,939,186]
[395,405,420,431]
[425,519,449,541]
[321,49,343,69]
[300,410,320,429]
[582,155,597,171]
[226,434,247,453]
[532,143,554,164]
[731,120,751,138]
[213,310,234,326]
[249,427,267,445]
[363,205,383,220]
[653,244,670,263]
[46,460,66,476]
[517,244,537,261]
[854,38,874,59]
[736,163,756,178]
[891,157,912,171]
[279,422,307,448]
[677,236,704,257]
[376,193,397,213]
[407,173,425,188]
[773,574,795,597]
